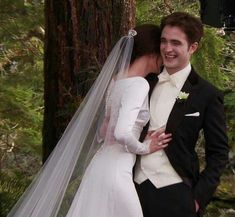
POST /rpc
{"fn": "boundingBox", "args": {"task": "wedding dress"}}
[7,30,149,217]
[66,76,151,217]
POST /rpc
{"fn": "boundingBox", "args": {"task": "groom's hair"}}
[130,24,161,64]
[160,12,204,44]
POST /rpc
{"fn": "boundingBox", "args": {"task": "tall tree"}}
[43,0,135,162]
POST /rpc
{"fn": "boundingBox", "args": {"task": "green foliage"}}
[136,0,200,25]
[0,0,44,215]
[222,34,235,152]
[191,27,227,89]
[0,172,31,216]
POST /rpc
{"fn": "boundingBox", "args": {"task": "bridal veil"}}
[7,30,136,217]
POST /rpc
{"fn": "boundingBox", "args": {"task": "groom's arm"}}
[194,90,229,209]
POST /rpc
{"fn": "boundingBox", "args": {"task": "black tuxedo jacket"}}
[141,68,229,213]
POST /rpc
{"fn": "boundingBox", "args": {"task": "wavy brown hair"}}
[160,12,204,44]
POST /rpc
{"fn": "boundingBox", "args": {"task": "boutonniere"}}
[176,91,189,103]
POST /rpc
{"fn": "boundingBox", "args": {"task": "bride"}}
[7,24,171,217]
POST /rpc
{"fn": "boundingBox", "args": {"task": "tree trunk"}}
[43,0,135,162]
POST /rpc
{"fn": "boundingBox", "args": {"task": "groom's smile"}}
[160,25,198,74]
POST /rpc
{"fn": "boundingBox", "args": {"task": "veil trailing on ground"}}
[7,30,137,217]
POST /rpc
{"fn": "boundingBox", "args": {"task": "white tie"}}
[158,73,176,87]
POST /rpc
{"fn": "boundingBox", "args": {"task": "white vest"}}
[134,64,191,188]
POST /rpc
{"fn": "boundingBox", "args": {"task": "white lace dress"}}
[66,77,151,217]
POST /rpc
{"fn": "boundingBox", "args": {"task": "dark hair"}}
[130,24,161,64]
[160,12,204,44]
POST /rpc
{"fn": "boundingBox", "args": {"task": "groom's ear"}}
[189,42,199,55]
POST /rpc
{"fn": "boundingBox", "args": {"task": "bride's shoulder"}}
[128,76,149,90]
[115,76,149,92]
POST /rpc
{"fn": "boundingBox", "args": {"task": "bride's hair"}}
[130,24,161,64]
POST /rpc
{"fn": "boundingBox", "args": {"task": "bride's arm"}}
[114,78,165,155]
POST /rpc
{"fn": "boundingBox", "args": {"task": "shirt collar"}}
[158,64,191,89]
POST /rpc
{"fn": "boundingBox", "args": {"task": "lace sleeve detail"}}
[105,79,115,117]
[97,79,115,143]
[114,78,151,155]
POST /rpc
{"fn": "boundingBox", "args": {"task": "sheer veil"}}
[7,30,137,217]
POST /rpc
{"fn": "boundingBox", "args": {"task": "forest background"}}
[0,0,234,217]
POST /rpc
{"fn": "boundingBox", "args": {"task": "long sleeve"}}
[114,78,151,155]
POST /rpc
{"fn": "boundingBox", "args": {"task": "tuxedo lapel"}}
[165,68,199,134]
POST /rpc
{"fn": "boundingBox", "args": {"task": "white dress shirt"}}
[134,64,191,188]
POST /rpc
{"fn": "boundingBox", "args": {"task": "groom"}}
[134,12,229,217]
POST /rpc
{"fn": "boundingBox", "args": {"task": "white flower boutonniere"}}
[176,91,189,103]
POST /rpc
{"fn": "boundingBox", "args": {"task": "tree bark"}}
[43,0,135,162]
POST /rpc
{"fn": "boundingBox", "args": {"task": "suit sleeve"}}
[114,78,151,155]
[194,91,229,209]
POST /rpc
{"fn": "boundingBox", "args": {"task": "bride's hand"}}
[147,127,172,153]
[145,130,155,140]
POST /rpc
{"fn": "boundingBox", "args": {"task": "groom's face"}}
[160,25,198,74]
